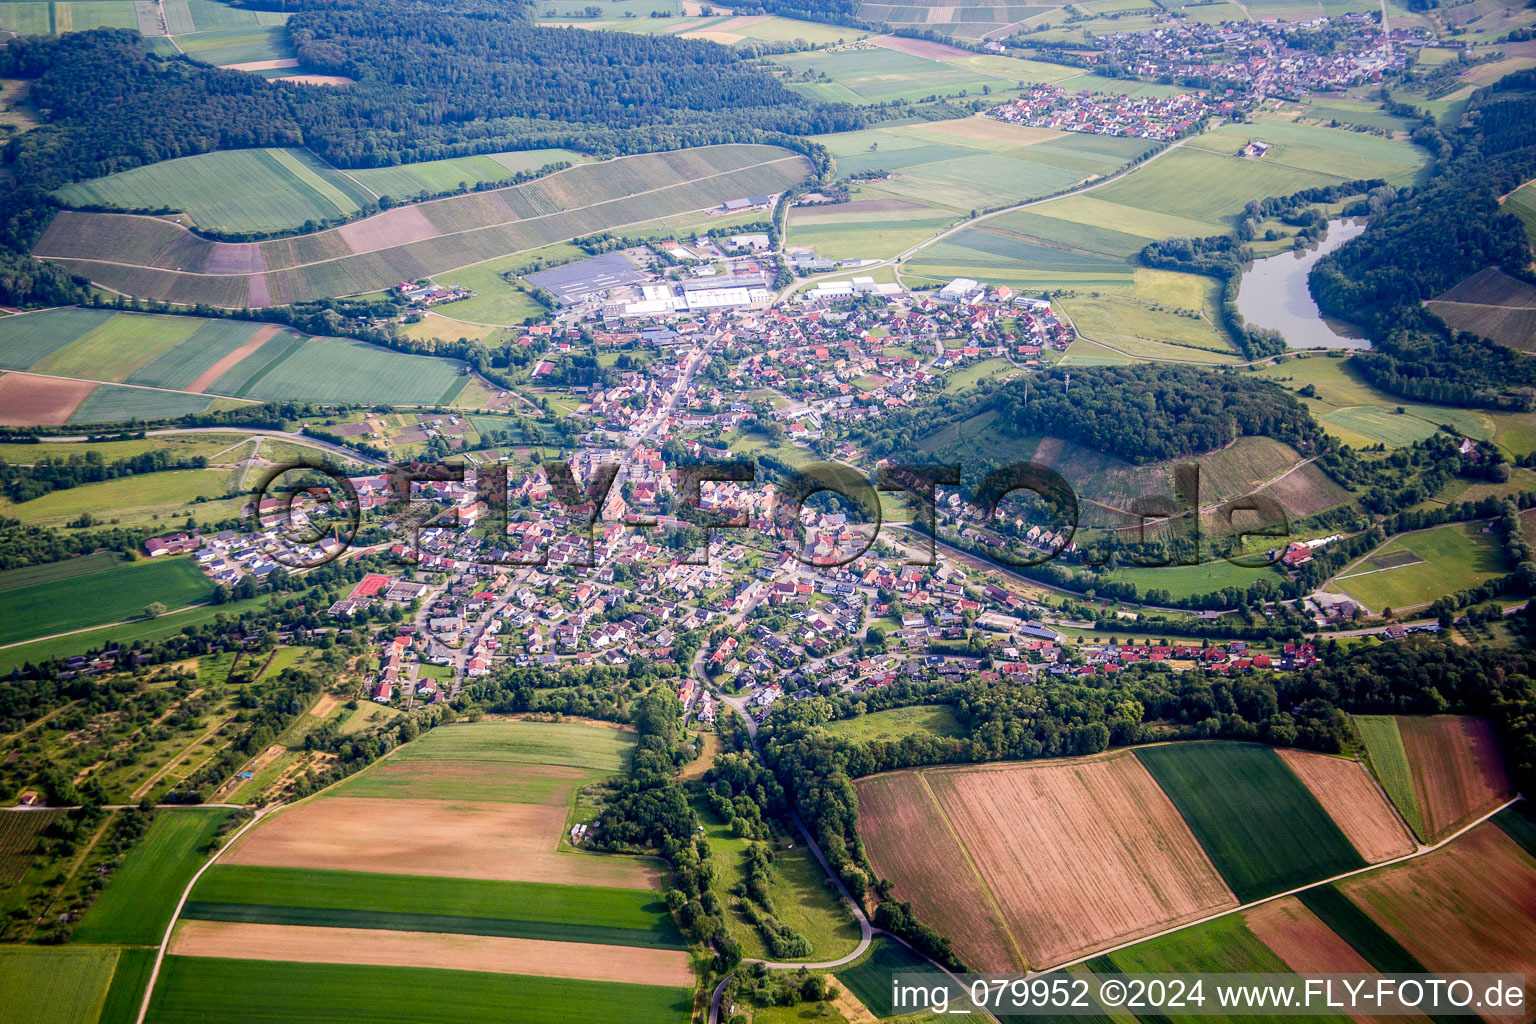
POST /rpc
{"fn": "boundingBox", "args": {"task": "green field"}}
[389,720,636,772]
[98,947,159,1024]
[834,937,958,1018]
[146,956,692,1024]
[1183,121,1429,187]
[822,705,964,743]
[1295,885,1426,973]
[1330,521,1508,612]
[175,24,294,65]
[0,549,128,592]
[348,148,584,198]
[1134,742,1365,902]
[186,865,685,948]
[0,307,117,370]
[56,149,373,235]
[0,555,215,647]
[237,335,466,405]
[1352,715,1426,841]
[69,385,220,425]
[0,945,121,1024]
[0,594,269,674]
[1494,801,1536,860]
[72,808,236,945]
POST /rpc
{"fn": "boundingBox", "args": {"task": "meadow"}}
[0,468,237,530]
[0,555,215,647]
[97,947,159,1024]
[185,865,686,949]
[1133,742,1365,902]
[0,595,271,675]
[1329,521,1507,612]
[145,957,693,1024]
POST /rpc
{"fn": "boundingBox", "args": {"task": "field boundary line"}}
[135,805,269,1024]
[0,600,216,652]
[915,769,1027,971]
[1036,793,1524,977]
[303,146,380,201]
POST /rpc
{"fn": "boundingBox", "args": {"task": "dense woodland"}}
[1311,73,1536,410]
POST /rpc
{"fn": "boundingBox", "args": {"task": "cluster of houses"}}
[989,85,1216,141]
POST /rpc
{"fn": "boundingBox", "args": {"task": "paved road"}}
[46,426,387,467]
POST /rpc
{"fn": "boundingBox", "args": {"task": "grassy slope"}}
[1134,742,1365,902]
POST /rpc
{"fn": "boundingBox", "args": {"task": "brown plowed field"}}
[1338,824,1536,1024]
[1244,898,1424,1024]
[336,204,441,252]
[1277,750,1416,863]
[871,34,972,59]
[0,372,97,425]
[223,796,657,888]
[857,771,1019,970]
[791,199,926,218]
[1399,716,1512,842]
[168,920,693,986]
[922,753,1237,969]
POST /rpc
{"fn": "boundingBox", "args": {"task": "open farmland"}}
[1134,742,1365,902]
[0,809,63,884]
[0,372,101,426]
[1352,715,1427,841]
[0,310,471,409]
[1274,749,1416,863]
[185,865,686,949]
[35,145,812,306]
[144,957,692,1024]
[57,146,588,235]
[72,807,236,945]
[1426,267,1536,354]
[1397,715,1513,842]
[0,555,214,647]
[1335,824,1536,1024]
[0,946,121,1024]
[1242,897,1379,978]
[152,719,690,1023]
[857,752,1239,970]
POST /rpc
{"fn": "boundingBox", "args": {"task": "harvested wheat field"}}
[924,753,1238,968]
[224,797,657,888]
[1399,716,1513,842]
[856,771,1019,970]
[1338,824,1536,1024]
[169,920,692,986]
[1277,750,1417,863]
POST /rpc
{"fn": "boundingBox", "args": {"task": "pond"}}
[1235,219,1371,350]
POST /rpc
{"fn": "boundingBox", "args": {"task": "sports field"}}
[37,146,812,306]
[1329,521,1507,613]
[1134,742,1365,902]
[0,555,214,647]
[73,808,237,945]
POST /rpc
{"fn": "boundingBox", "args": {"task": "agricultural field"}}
[821,705,964,743]
[1133,742,1365,903]
[1273,749,1416,863]
[57,146,588,235]
[144,957,692,1024]
[0,809,63,884]
[149,719,692,1023]
[1426,266,1536,354]
[72,808,237,945]
[0,945,122,1024]
[0,309,472,416]
[1327,521,1508,613]
[97,947,158,1024]
[1334,823,1536,1018]
[1396,715,1514,843]
[0,555,214,648]
[1352,715,1427,841]
[858,751,1240,970]
[36,145,813,306]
